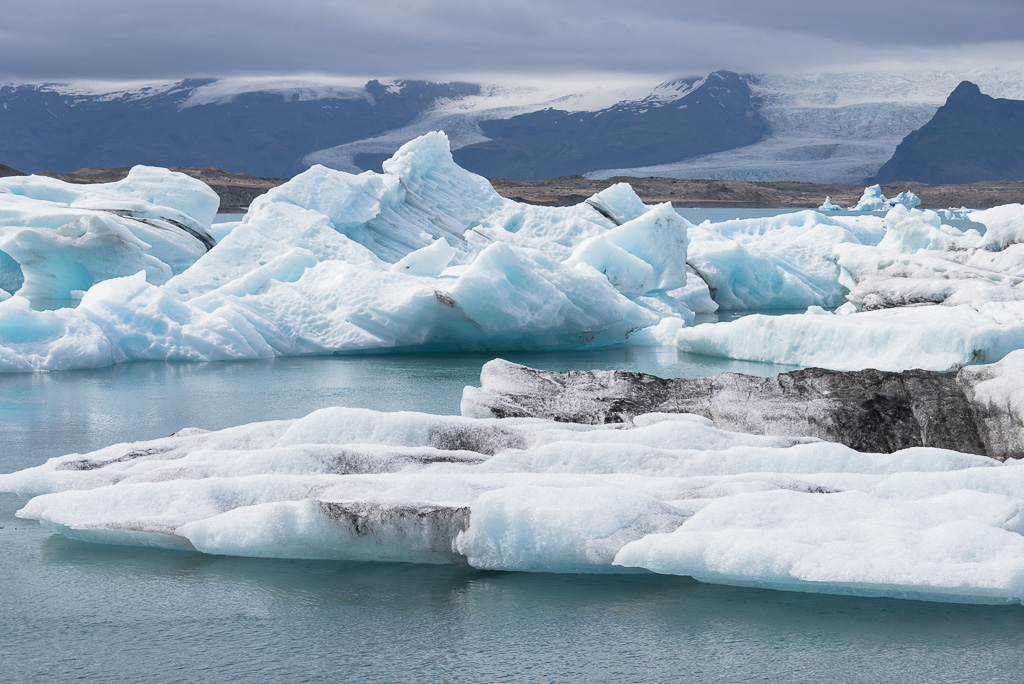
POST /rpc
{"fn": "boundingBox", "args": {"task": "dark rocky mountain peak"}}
[871,80,1024,184]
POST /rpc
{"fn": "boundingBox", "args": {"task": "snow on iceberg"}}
[0,133,695,371]
[0,167,217,300]
[4,372,1024,604]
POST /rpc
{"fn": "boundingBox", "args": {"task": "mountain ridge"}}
[4,68,1024,182]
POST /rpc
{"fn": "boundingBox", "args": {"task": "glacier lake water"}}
[3,347,1024,682]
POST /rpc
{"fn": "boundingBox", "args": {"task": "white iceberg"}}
[888,190,921,210]
[677,203,1024,371]
[675,301,1024,372]
[0,133,694,371]
[0,132,1022,374]
[5,351,1024,604]
[851,184,889,211]
[818,196,842,211]
[0,167,217,301]
[685,210,884,310]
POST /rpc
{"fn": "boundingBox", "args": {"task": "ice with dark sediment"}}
[5,351,1024,604]
[0,167,217,300]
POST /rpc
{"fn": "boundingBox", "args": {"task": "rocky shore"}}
[489,176,1024,209]
[4,162,1023,211]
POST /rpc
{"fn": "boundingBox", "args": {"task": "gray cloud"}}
[1,0,1021,81]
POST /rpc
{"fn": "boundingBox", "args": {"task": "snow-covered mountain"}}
[588,68,1024,183]
[3,67,1024,182]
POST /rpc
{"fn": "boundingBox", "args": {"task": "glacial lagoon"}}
[4,187,1024,681]
[3,347,1024,682]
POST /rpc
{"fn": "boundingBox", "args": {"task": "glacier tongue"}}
[4,396,1024,604]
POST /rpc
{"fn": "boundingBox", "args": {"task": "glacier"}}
[5,351,1024,603]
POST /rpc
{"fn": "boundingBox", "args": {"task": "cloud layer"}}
[2,0,1022,81]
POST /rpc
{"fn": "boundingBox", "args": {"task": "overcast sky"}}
[2,0,1022,82]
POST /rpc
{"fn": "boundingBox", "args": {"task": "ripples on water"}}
[3,509,1023,683]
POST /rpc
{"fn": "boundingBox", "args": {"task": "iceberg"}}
[462,358,1021,459]
[851,184,889,211]
[0,132,1021,374]
[817,196,842,211]
[0,167,217,301]
[889,190,921,209]
[685,210,883,310]
[677,203,1024,371]
[5,353,1024,604]
[849,185,921,212]
[0,133,695,371]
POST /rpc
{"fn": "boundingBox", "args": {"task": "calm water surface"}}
[2,333,1022,682]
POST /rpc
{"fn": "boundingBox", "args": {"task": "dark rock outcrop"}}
[0,163,24,177]
[462,359,1024,460]
[872,81,1024,184]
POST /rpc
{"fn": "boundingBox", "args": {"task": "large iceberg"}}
[5,352,1024,604]
[0,133,698,371]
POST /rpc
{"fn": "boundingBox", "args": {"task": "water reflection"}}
[0,347,797,470]
[6,526,1021,683]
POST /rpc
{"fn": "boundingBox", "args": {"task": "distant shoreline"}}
[489,176,1024,210]
[3,164,1022,212]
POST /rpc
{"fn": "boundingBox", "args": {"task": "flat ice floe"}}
[4,387,1024,604]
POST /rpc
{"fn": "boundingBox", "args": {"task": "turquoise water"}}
[3,346,1023,681]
